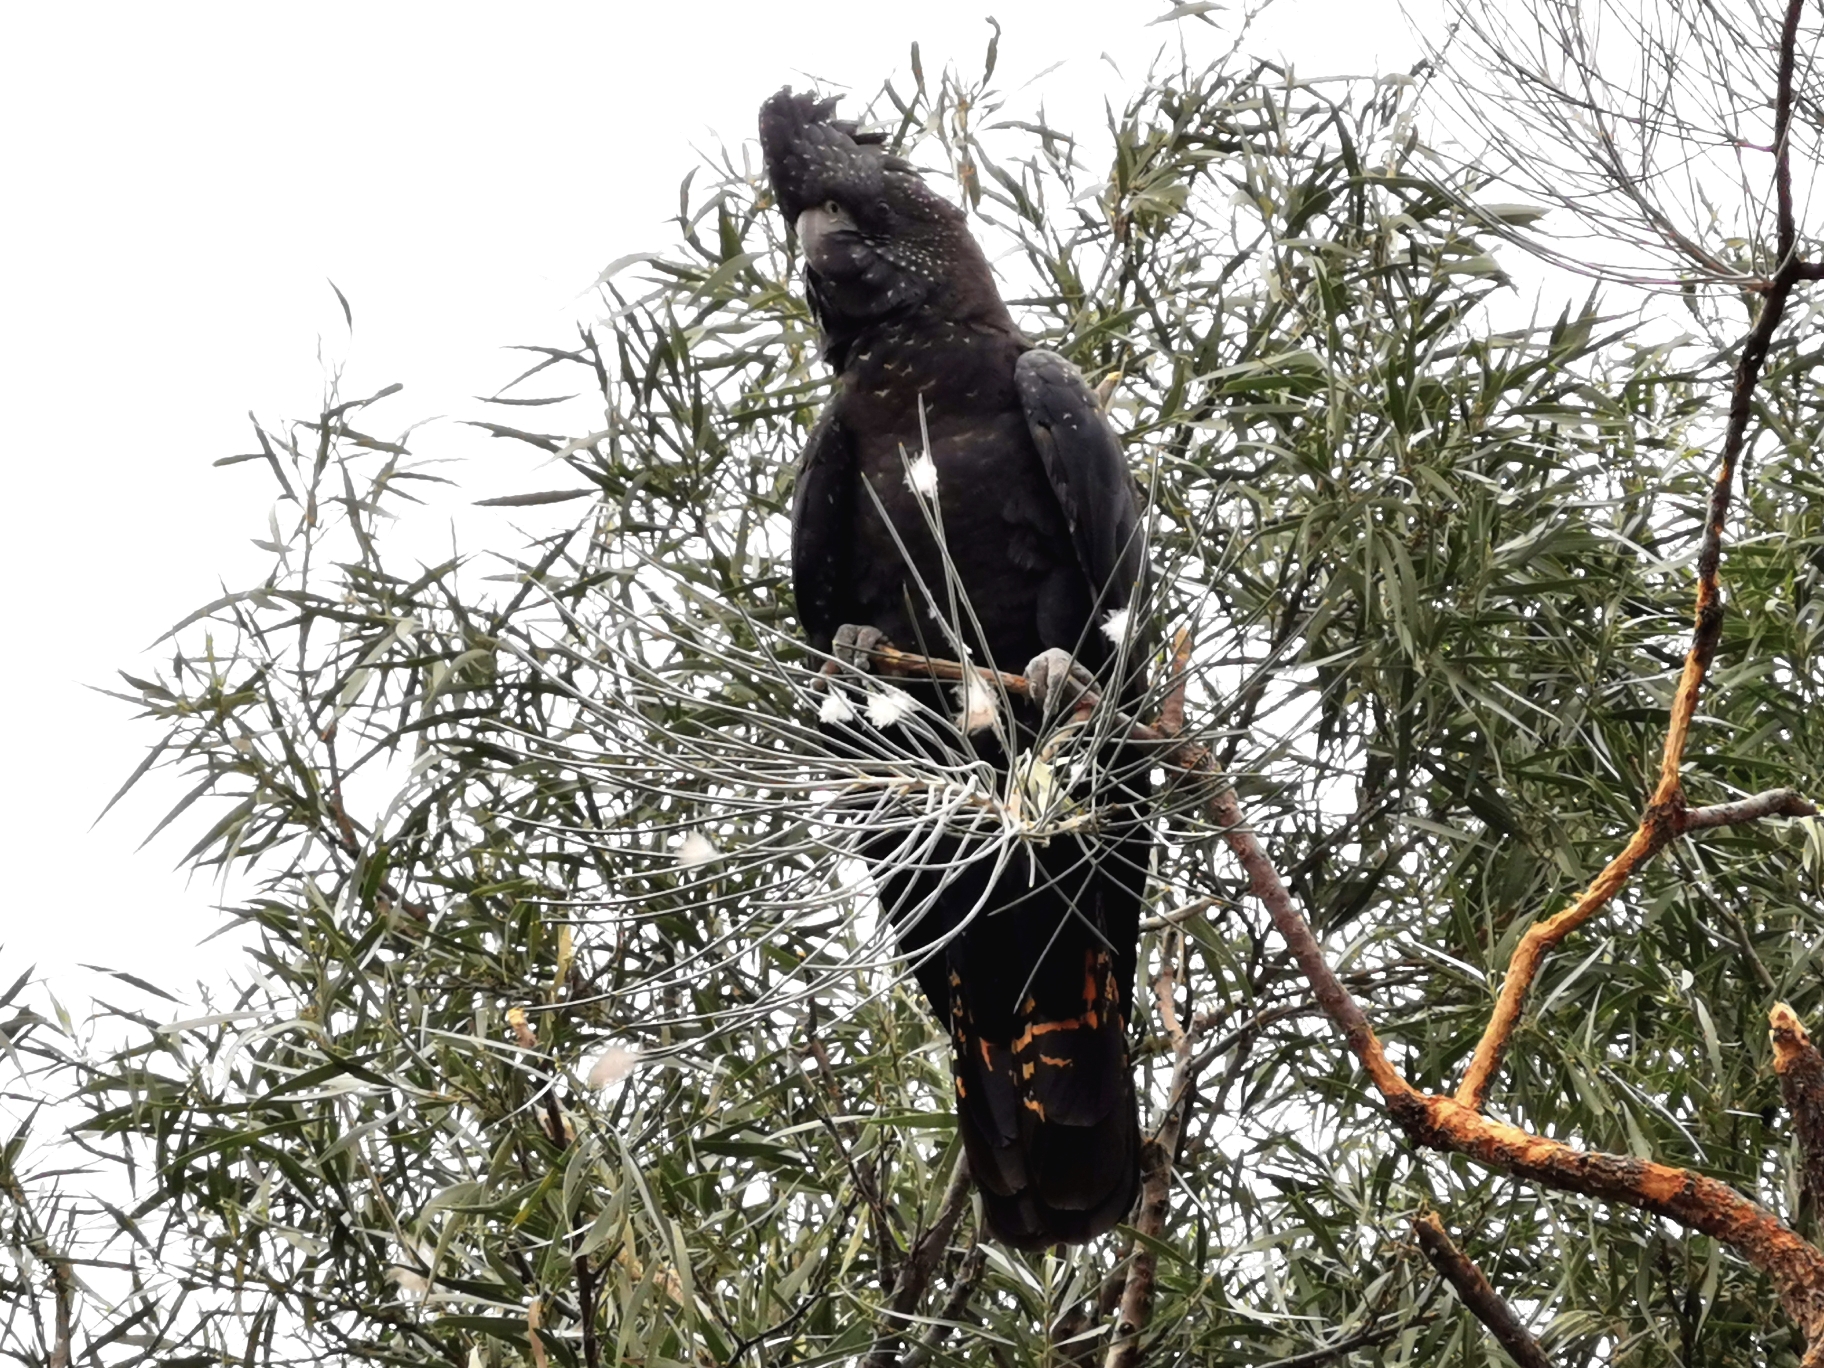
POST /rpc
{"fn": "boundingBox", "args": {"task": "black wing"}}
[789,406,854,655]
[1015,350,1144,617]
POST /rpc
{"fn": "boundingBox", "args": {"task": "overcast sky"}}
[0,1,1437,1005]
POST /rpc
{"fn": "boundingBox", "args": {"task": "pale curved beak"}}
[796,203,857,270]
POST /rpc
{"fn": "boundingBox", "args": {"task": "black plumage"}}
[760,88,1153,1248]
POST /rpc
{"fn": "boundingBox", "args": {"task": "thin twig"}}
[1251,1322,1413,1368]
[804,1011,900,1288]
[1413,1211,1551,1368]
[1139,894,1224,933]
[47,1257,73,1368]
[1158,628,1192,737]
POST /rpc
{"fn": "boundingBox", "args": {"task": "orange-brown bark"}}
[1449,0,1816,1119]
[1392,1093,1824,1339]
[1214,771,1824,1343]
[1455,818,1671,1111]
[1773,1004,1824,1234]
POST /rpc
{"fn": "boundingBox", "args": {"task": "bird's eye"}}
[825,199,842,217]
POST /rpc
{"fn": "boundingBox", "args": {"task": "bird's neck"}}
[835,304,1021,383]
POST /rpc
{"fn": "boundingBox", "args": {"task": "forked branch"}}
[1453,0,1816,1117]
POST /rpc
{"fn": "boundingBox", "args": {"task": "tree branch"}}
[1207,768,1824,1342]
[1454,818,1671,1112]
[1683,788,1815,831]
[862,1154,972,1368]
[900,1238,987,1368]
[1413,1211,1551,1368]
[46,1254,73,1368]
[1158,627,1192,738]
[1105,930,1197,1368]
[575,1254,600,1368]
[1773,1004,1824,1233]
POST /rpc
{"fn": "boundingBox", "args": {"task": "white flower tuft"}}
[866,686,919,728]
[954,673,998,734]
[676,831,718,869]
[818,688,857,724]
[904,452,939,498]
[587,1045,642,1089]
[1101,606,1133,645]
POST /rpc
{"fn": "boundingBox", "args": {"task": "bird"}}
[759,87,1153,1248]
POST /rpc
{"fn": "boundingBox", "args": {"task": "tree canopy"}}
[10,4,1824,1365]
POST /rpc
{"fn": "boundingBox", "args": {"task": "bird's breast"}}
[843,402,1078,672]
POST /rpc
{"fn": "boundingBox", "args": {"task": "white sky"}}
[0,1,1437,1005]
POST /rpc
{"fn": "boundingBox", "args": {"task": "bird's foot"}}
[833,623,890,673]
[1024,649,1096,716]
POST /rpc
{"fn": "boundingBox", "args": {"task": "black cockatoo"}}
[760,88,1152,1248]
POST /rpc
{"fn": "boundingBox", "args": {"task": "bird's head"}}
[758,87,1007,362]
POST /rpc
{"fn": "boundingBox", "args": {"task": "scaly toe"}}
[1024,648,1081,714]
[834,623,887,672]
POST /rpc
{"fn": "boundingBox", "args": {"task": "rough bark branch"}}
[1773,1004,1824,1230]
[1454,785,1816,1111]
[1683,788,1815,831]
[862,1154,972,1368]
[1413,1211,1551,1368]
[1208,765,1824,1336]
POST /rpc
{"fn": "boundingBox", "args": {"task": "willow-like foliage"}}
[8,25,1824,1368]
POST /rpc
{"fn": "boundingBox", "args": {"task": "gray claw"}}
[834,623,888,673]
[1024,648,1095,715]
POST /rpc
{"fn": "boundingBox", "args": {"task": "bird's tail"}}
[949,947,1141,1248]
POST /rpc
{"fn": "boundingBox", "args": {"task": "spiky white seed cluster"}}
[904,452,938,498]
[955,673,998,734]
[1101,606,1132,645]
[676,831,718,869]
[867,686,919,728]
[819,688,857,724]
